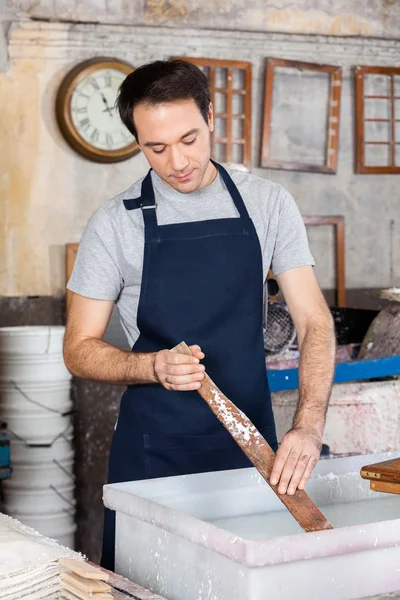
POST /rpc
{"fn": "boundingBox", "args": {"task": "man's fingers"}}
[189,345,205,359]
[154,346,206,391]
[164,371,205,385]
[168,381,203,391]
[270,444,291,487]
[165,363,205,376]
[168,351,200,365]
[286,453,310,495]
[298,456,318,491]
[276,450,300,495]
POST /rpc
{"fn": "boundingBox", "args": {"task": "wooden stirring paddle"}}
[172,341,333,533]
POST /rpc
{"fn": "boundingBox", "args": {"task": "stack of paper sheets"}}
[0,512,81,600]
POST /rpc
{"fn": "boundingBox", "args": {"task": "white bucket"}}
[0,379,71,413]
[0,354,71,382]
[10,434,73,464]
[0,326,66,355]
[2,483,75,514]
[10,511,75,539]
[3,458,74,489]
[54,524,77,550]
[4,412,72,445]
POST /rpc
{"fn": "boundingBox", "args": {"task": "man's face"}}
[134,99,214,193]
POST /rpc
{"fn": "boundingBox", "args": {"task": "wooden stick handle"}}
[172,341,333,533]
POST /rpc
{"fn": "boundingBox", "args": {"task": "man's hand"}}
[154,345,205,391]
[269,427,322,495]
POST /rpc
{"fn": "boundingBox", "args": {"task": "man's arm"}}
[63,292,205,389]
[269,266,336,495]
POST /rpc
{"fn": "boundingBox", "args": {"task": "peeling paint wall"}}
[12,0,400,40]
[1,20,400,296]
[0,0,15,71]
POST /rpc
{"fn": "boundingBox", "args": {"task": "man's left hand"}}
[269,427,322,495]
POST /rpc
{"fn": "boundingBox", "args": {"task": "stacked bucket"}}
[0,326,76,548]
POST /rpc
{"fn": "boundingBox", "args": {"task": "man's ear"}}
[208,102,214,133]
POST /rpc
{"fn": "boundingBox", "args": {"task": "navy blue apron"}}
[100,161,277,570]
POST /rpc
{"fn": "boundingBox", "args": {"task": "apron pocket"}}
[143,429,252,479]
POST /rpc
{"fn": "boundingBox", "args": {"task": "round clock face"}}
[57,58,140,163]
[70,68,132,152]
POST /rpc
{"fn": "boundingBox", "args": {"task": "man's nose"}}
[169,146,189,171]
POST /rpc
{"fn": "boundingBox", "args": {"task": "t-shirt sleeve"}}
[271,187,315,276]
[67,206,123,301]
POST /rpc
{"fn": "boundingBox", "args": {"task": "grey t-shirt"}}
[67,168,315,347]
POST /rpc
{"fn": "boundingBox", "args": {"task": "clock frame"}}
[56,57,140,163]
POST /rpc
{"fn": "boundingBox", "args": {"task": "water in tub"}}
[207,472,400,540]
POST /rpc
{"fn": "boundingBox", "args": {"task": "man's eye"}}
[183,138,196,146]
[153,148,166,154]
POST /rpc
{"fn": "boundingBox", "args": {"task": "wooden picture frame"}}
[268,215,346,307]
[355,66,400,174]
[304,216,346,307]
[261,58,342,174]
[173,56,252,170]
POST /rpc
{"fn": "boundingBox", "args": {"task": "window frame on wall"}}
[355,65,400,174]
[260,58,342,174]
[268,215,346,308]
[173,56,252,170]
[303,216,346,308]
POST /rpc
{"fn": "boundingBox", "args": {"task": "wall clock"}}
[56,57,140,163]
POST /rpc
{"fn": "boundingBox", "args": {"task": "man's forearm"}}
[63,336,157,385]
[293,313,336,436]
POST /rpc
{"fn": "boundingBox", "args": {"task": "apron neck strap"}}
[138,161,251,232]
[211,160,251,220]
[139,169,158,230]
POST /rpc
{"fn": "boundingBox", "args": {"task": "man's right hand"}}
[154,345,205,391]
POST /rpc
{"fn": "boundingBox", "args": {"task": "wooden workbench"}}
[90,562,167,600]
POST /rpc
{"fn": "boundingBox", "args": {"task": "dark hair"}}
[116,59,210,141]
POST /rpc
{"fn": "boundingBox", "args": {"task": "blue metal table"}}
[267,355,400,392]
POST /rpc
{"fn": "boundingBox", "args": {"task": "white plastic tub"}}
[10,433,73,464]
[13,511,75,539]
[55,524,77,550]
[0,326,66,355]
[2,483,75,514]
[0,354,71,381]
[4,411,72,444]
[104,453,400,600]
[3,458,74,488]
[0,379,71,413]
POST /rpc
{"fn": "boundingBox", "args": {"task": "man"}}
[64,59,336,571]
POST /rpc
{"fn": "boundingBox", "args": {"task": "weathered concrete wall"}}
[0,0,15,71]
[13,0,400,40]
[1,20,400,296]
[273,380,400,456]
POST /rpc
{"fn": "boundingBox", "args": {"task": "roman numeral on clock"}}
[79,117,91,132]
[73,106,87,114]
[90,128,99,143]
